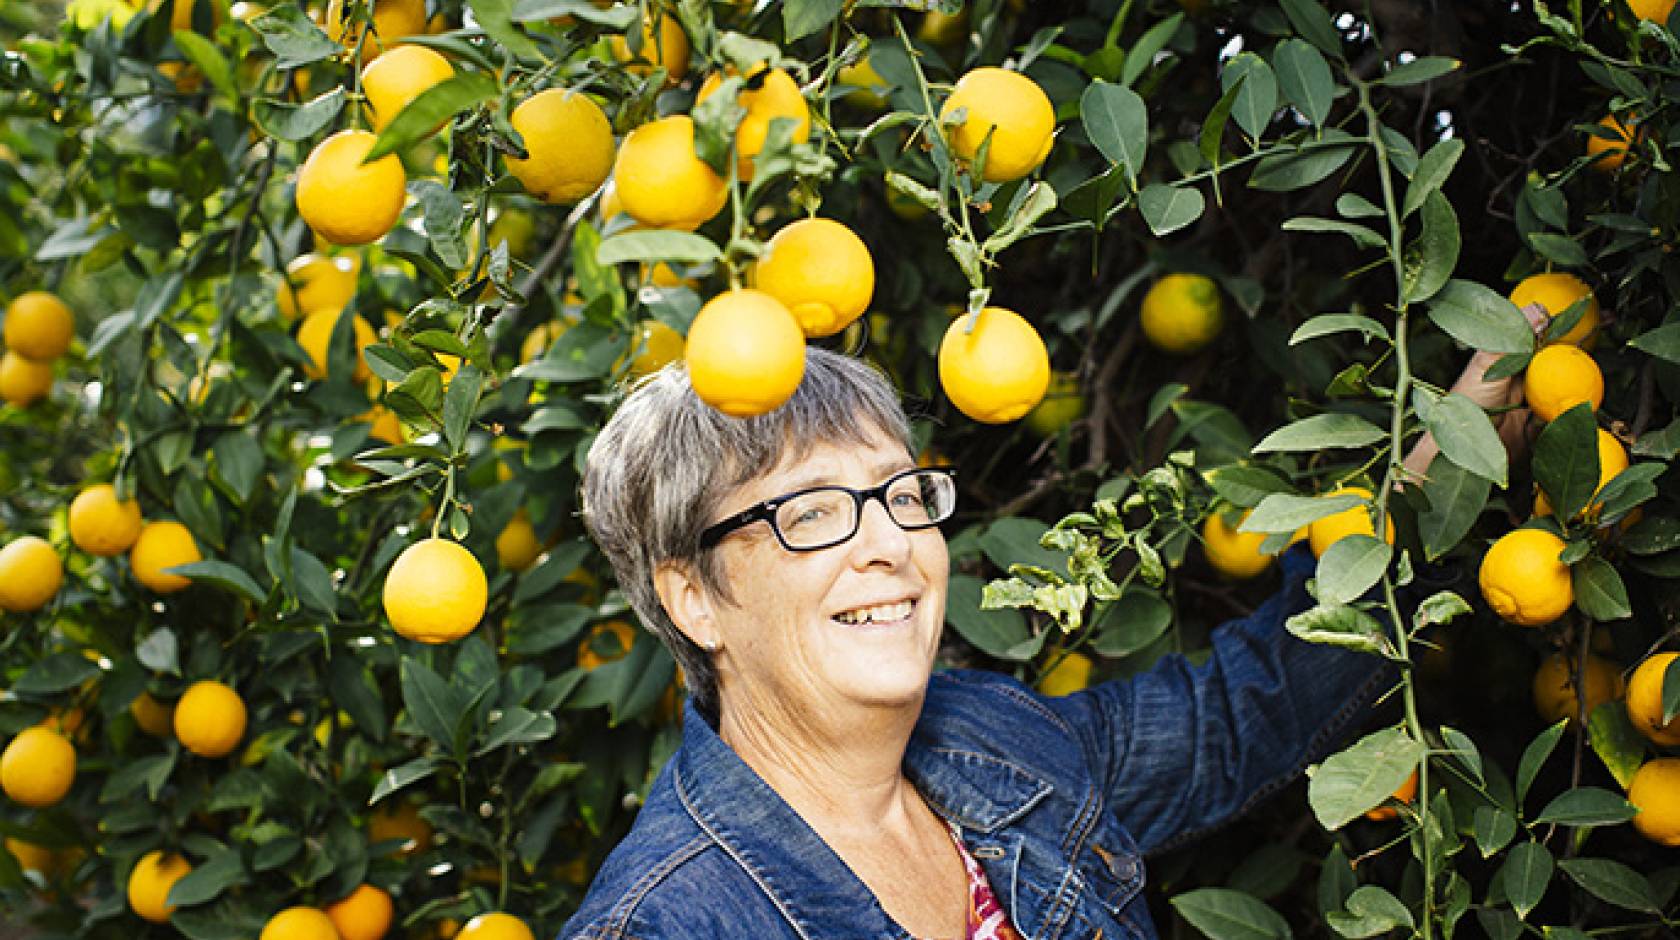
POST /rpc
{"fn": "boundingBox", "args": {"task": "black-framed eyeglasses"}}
[699,467,958,553]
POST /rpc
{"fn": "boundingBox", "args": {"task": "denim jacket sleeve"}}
[1041,545,1402,856]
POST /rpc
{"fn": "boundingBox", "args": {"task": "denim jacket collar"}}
[671,695,1055,940]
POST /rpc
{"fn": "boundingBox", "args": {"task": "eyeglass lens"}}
[773,471,955,549]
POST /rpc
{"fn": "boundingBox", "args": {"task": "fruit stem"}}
[1359,74,1435,939]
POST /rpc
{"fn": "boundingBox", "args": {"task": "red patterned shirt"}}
[917,820,1025,940]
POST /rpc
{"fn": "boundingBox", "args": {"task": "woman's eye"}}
[788,507,828,528]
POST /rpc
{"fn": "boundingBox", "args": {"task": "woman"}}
[566,345,1512,939]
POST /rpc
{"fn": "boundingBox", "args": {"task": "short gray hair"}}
[580,347,913,718]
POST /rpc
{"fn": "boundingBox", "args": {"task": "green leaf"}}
[1533,787,1639,827]
[781,0,842,40]
[367,72,497,163]
[1253,413,1387,453]
[1588,699,1647,790]
[249,4,340,69]
[253,87,347,141]
[1527,231,1589,267]
[1325,885,1414,938]
[1200,74,1245,166]
[510,0,634,23]
[468,0,538,58]
[978,517,1068,578]
[1206,465,1295,507]
[166,849,246,908]
[1376,56,1460,87]
[597,229,723,266]
[369,757,440,805]
[1412,591,1473,631]
[1222,53,1278,142]
[1121,12,1184,87]
[1170,887,1294,940]
[1401,190,1459,304]
[1402,138,1465,217]
[1081,81,1149,181]
[173,30,236,103]
[1284,603,1386,656]
[1307,727,1424,830]
[1424,391,1508,487]
[1593,462,1662,523]
[1138,184,1205,236]
[1628,321,1680,364]
[1289,313,1390,345]
[1278,0,1343,57]
[1426,280,1535,354]
[1273,39,1335,129]
[13,652,102,695]
[1249,141,1355,191]
[1417,455,1490,561]
[1557,858,1660,912]
[1533,403,1600,520]
[1473,806,1517,857]
[137,628,181,676]
[1314,535,1392,606]
[944,575,1032,661]
[399,657,469,756]
[442,364,482,451]
[1571,556,1631,621]
[1282,217,1384,249]
[1089,590,1173,657]
[982,180,1058,253]
[477,706,557,754]
[513,322,626,383]
[1241,492,1362,534]
[327,656,386,742]
[168,561,267,604]
[1516,721,1566,804]
[1500,841,1553,919]
[211,431,263,505]
[288,547,338,620]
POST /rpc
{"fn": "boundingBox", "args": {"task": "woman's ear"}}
[653,561,722,652]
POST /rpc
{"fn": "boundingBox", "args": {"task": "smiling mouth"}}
[832,599,916,626]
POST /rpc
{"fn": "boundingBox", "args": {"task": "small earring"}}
[701,638,720,652]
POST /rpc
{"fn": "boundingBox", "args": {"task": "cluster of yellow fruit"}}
[0,291,74,407]
[1199,484,1393,581]
[1477,273,1610,627]
[1624,653,1680,846]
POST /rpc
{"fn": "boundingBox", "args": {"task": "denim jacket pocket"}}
[1069,821,1151,938]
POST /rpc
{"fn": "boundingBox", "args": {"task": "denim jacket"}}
[562,547,1395,939]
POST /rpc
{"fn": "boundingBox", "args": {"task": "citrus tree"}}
[0,0,1678,938]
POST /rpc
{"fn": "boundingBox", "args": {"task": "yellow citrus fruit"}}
[1626,652,1680,746]
[1141,274,1223,354]
[1024,371,1086,438]
[918,8,969,46]
[837,56,889,109]
[368,800,433,856]
[1,727,76,808]
[68,483,144,557]
[1202,510,1274,580]
[0,350,54,407]
[4,291,74,360]
[276,253,360,321]
[1308,487,1394,558]
[6,838,59,877]
[130,520,202,593]
[326,885,394,940]
[1524,344,1602,423]
[1587,114,1641,172]
[684,289,806,418]
[1510,272,1599,347]
[131,692,176,738]
[457,913,534,940]
[174,680,248,758]
[296,129,408,246]
[578,620,638,671]
[0,535,64,612]
[1532,651,1623,727]
[496,510,543,573]
[1534,428,1627,518]
[40,706,85,738]
[1038,650,1093,697]
[519,320,565,364]
[1628,0,1678,21]
[1364,768,1418,822]
[608,10,689,82]
[261,906,339,940]
[622,319,685,377]
[361,44,454,132]
[612,116,726,231]
[1479,528,1572,627]
[695,66,811,180]
[1628,757,1680,846]
[128,850,192,924]
[752,218,874,337]
[938,307,1050,423]
[939,67,1055,183]
[362,405,405,446]
[322,0,425,54]
[297,309,376,383]
[383,538,488,643]
[506,89,615,205]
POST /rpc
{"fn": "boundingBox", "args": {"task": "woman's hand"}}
[1401,303,1552,479]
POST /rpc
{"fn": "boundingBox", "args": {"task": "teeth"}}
[834,600,914,624]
